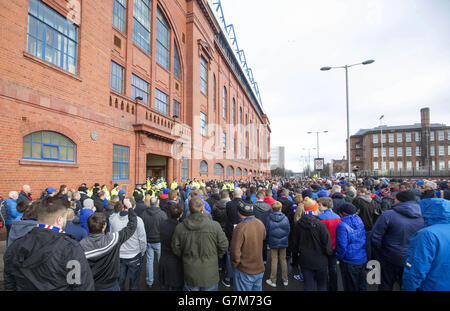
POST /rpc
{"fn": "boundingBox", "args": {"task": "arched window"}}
[243,168,248,176]
[214,163,224,175]
[222,86,227,119]
[227,166,234,176]
[239,107,242,124]
[174,42,181,79]
[236,167,242,176]
[156,7,170,70]
[23,131,76,162]
[200,160,208,173]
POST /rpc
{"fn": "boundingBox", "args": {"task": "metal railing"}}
[357,169,450,178]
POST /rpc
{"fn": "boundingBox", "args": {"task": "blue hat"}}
[416,180,424,186]
[46,187,57,194]
[340,180,347,185]
[163,188,170,195]
[119,189,126,194]
[318,189,330,198]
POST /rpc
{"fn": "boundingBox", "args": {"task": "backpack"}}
[0,199,8,229]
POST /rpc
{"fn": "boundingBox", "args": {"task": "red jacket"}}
[317,209,342,250]
[264,196,276,209]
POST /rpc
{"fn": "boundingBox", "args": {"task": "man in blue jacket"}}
[402,198,450,291]
[371,191,425,290]
[5,191,21,245]
[335,202,367,291]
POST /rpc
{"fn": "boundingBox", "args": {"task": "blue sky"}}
[209,0,450,172]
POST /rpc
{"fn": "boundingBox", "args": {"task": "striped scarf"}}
[36,224,65,233]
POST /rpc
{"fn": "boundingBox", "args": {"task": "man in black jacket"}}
[141,196,168,288]
[253,190,272,264]
[352,187,376,260]
[292,199,332,291]
[80,201,137,291]
[225,188,244,242]
[4,196,94,291]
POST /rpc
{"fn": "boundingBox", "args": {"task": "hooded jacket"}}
[171,212,228,288]
[4,227,94,290]
[79,208,94,235]
[253,201,272,227]
[402,198,450,291]
[352,194,376,231]
[141,206,167,243]
[265,211,290,249]
[371,201,425,266]
[293,214,333,270]
[336,214,367,265]
[7,219,38,246]
[17,191,32,205]
[80,209,137,289]
[317,209,342,250]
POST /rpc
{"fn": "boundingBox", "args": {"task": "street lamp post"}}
[307,131,328,177]
[320,59,374,180]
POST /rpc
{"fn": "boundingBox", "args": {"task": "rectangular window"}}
[439,145,444,156]
[113,0,127,33]
[373,134,378,144]
[438,131,444,141]
[382,147,386,157]
[397,147,403,157]
[416,146,421,156]
[173,100,181,119]
[439,160,445,170]
[430,131,434,141]
[430,146,435,156]
[133,0,151,53]
[113,145,129,180]
[448,130,450,140]
[200,56,208,95]
[415,132,421,142]
[155,88,168,115]
[373,148,378,157]
[381,134,386,143]
[382,162,386,170]
[432,160,435,171]
[373,162,379,170]
[131,74,149,105]
[406,147,412,156]
[397,133,403,143]
[156,8,169,70]
[200,112,207,136]
[222,132,227,149]
[111,61,124,93]
[416,161,420,169]
[406,132,412,142]
[181,157,189,181]
[389,161,394,170]
[389,133,394,143]
[406,161,412,170]
[389,147,394,157]
[231,138,235,153]
[397,161,403,170]
[448,145,450,156]
[27,0,78,74]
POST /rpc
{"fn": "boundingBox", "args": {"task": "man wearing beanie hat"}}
[371,191,424,291]
[230,201,266,291]
[335,202,367,291]
[292,198,332,291]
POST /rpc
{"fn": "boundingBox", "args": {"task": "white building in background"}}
[270,146,285,170]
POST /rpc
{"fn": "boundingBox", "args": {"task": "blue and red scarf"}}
[36,224,65,233]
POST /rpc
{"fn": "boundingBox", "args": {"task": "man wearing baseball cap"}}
[230,201,266,291]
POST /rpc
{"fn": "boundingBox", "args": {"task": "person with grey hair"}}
[141,195,167,288]
[17,185,32,205]
[5,191,20,244]
[421,181,437,199]
[331,185,346,214]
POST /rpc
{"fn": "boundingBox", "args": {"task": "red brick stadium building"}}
[0,0,271,196]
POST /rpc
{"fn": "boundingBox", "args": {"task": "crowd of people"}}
[1,175,449,291]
